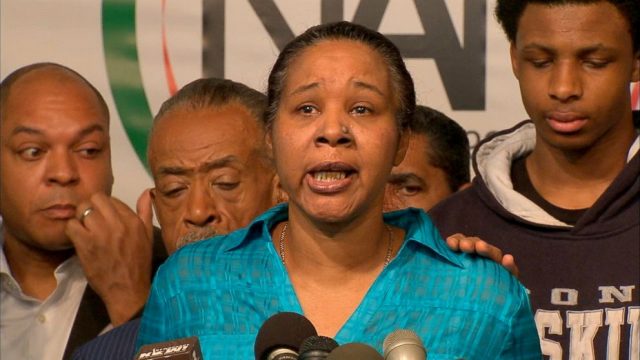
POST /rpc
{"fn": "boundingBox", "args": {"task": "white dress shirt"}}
[1,248,87,360]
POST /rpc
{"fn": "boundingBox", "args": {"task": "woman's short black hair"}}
[265,21,416,132]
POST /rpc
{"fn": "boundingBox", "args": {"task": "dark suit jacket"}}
[71,318,141,360]
[61,286,112,359]
[62,228,167,359]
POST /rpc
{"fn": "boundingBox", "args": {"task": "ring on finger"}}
[79,207,94,223]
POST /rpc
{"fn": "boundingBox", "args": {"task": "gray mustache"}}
[175,226,220,249]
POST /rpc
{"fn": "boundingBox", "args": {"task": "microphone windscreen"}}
[254,312,317,360]
[133,336,202,360]
[298,335,339,359]
[325,343,383,359]
[383,329,426,359]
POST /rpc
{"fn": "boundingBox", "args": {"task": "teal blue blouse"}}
[136,203,541,359]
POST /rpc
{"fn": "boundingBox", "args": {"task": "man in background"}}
[145,78,280,254]
[384,105,470,212]
[384,104,517,274]
[0,63,155,359]
[73,77,281,359]
[429,1,639,358]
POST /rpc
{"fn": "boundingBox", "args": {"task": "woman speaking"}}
[136,22,541,359]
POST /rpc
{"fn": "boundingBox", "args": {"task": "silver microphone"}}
[383,329,427,360]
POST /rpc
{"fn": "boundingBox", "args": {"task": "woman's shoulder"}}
[388,209,530,321]
[441,252,531,324]
[162,204,288,270]
[155,229,263,281]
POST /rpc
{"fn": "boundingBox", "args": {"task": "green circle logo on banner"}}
[102,0,154,169]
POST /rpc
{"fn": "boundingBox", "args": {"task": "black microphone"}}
[325,343,383,359]
[297,335,339,359]
[133,336,202,360]
[254,312,318,360]
[383,329,427,359]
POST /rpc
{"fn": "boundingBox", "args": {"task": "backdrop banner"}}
[2,0,639,207]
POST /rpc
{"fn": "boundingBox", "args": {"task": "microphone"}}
[298,335,339,359]
[254,312,318,360]
[133,336,202,360]
[383,329,427,359]
[325,343,383,359]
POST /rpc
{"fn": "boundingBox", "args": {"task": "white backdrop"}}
[2,0,637,209]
